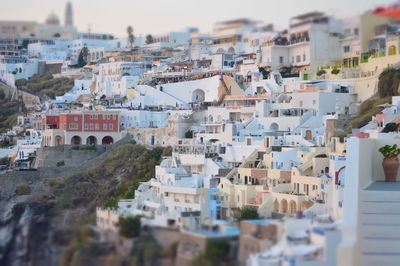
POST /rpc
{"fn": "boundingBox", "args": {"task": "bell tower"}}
[65,1,73,27]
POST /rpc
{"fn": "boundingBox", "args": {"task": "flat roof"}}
[291,11,325,21]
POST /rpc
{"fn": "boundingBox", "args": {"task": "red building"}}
[41,111,122,146]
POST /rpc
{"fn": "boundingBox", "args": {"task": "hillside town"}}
[1,1,400,266]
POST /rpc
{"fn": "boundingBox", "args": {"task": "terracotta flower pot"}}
[382,156,400,182]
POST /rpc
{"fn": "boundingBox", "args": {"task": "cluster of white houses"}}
[2,1,400,266]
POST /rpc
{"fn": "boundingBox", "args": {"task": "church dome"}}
[45,12,60,25]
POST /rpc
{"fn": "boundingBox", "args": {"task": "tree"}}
[235,206,259,221]
[184,129,193,138]
[145,34,154,45]
[127,26,135,47]
[53,32,61,38]
[81,46,89,61]
[21,39,30,49]
[382,122,399,133]
[77,47,89,67]
[118,215,141,238]
[193,240,231,266]
[102,197,118,209]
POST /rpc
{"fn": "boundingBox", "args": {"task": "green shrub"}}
[379,144,400,158]
[193,240,231,266]
[317,70,326,76]
[118,216,141,238]
[56,160,65,167]
[102,197,118,210]
[382,122,399,133]
[0,156,10,165]
[331,68,340,75]
[15,184,31,195]
[184,130,193,138]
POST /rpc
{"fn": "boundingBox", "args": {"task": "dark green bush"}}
[118,216,141,238]
[15,184,31,195]
[317,69,326,76]
[331,68,340,75]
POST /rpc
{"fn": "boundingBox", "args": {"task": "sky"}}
[0,0,391,37]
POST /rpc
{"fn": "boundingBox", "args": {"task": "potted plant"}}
[378,144,400,182]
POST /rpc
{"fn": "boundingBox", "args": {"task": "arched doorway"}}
[270,123,279,131]
[192,89,205,103]
[55,135,63,146]
[87,136,97,145]
[71,136,81,145]
[102,136,114,145]
[305,130,312,140]
[290,200,297,215]
[273,199,279,212]
[300,200,313,211]
[281,199,288,213]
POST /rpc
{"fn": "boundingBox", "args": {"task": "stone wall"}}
[0,82,40,109]
[38,62,62,76]
[34,145,107,168]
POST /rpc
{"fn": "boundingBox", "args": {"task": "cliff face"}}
[0,137,138,266]
[0,170,59,266]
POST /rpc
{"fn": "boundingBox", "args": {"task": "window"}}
[84,123,88,130]
[296,55,301,63]
[279,56,283,64]
[303,53,306,61]
[354,28,359,36]
[95,124,99,130]
[69,123,78,130]
[90,115,94,120]
[103,123,107,130]
[113,114,117,120]
[94,114,98,120]
[74,116,78,122]
[292,56,294,63]
[109,123,113,130]
[343,46,350,53]
[106,114,110,120]
[90,123,94,130]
